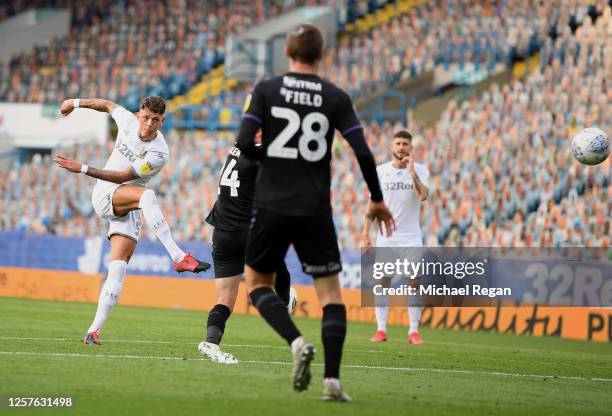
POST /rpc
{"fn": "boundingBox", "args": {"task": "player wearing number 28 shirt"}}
[235,24,394,401]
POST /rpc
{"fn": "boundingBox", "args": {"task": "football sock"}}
[375,306,388,332]
[322,304,347,379]
[138,189,185,263]
[409,306,423,334]
[87,260,127,333]
[274,265,291,306]
[206,304,231,345]
[249,287,301,345]
[274,280,290,307]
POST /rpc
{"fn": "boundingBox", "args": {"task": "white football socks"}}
[87,260,127,333]
[138,189,185,263]
[408,306,423,335]
[374,306,388,332]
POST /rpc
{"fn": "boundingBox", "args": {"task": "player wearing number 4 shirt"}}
[235,23,394,401]
[362,130,430,345]
[55,96,210,346]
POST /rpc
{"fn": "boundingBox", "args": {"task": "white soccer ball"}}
[570,127,610,166]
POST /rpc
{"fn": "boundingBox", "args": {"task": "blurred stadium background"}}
[0,0,611,361]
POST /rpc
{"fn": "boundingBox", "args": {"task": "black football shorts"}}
[212,227,292,282]
[211,228,249,278]
[245,208,342,278]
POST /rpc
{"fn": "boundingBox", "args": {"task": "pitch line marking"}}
[0,336,383,354]
[0,351,610,383]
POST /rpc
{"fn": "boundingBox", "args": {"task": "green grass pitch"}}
[0,297,611,415]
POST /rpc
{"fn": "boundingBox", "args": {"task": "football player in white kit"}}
[55,96,210,345]
[362,130,429,344]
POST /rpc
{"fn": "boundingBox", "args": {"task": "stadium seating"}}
[331,3,611,248]
[0,0,69,22]
[0,0,332,109]
[1,2,610,251]
[321,0,553,97]
[168,0,559,120]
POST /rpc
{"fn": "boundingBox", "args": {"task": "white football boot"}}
[288,287,298,314]
[198,341,238,364]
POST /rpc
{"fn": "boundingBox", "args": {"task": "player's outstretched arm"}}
[60,98,118,117]
[54,154,138,184]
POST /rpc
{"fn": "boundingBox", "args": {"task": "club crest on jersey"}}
[136,148,148,159]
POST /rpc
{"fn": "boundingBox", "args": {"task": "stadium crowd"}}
[334,2,611,248]
[2,0,577,110]
[0,0,333,109]
[321,0,552,97]
[1,1,610,250]
[169,0,567,127]
[171,0,607,125]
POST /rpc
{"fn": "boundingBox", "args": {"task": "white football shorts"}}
[92,183,142,242]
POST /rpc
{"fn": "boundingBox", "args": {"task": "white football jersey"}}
[376,161,430,244]
[96,106,169,190]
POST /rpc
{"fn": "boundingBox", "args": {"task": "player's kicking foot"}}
[323,378,352,402]
[82,329,101,345]
[288,287,298,314]
[292,337,315,392]
[370,330,387,342]
[173,252,211,273]
[408,331,425,345]
[198,341,238,364]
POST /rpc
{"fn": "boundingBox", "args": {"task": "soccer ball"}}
[570,127,610,166]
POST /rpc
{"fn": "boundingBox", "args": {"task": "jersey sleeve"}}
[335,90,362,137]
[111,106,138,132]
[242,82,265,126]
[236,82,265,159]
[131,151,168,178]
[417,164,430,188]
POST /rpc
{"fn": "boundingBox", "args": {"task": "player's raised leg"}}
[84,235,134,345]
[112,185,209,273]
[56,96,209,275]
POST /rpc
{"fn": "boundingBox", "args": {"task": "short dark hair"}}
[286,23,323,65]
[393,130,412,141]
[140,96,166,115]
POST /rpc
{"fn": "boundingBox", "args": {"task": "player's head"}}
[285,23,323,67]
[137,96,166,139]
[391,130,413,160]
